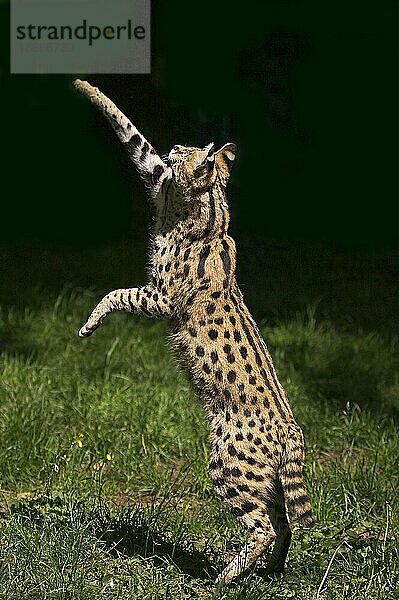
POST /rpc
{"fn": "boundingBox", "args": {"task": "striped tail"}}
[73,80,170,195]
[279,439,315,527]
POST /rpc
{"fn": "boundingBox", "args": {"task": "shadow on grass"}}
[92,505,217,581]
[3,495,289,586]
[5,494,217,581]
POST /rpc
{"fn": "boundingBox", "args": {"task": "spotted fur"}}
[74,80,314,585]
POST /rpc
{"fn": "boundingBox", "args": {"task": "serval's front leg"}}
[73,79,171,197]
[79,285,173,337]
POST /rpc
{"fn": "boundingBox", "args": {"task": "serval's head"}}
[166,142,236,198]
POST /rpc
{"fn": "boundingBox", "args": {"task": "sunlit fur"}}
[74,80,314,585]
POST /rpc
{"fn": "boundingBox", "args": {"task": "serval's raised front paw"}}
[78,316,103,337]
[78,323,93,337]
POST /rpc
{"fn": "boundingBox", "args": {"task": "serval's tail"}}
[279,434,315,527]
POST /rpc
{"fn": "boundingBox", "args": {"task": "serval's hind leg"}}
[216,514,276,585]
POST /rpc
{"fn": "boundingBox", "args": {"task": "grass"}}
[0,242,398,599]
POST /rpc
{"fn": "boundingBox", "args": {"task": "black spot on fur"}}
[226,487,239,499]
[212,477,225,487]
[227,370,236,383]
[210,458,223,470]
[233,330,241,342]
[140,141,149,158]
[197,244,211,278]
[231,466,242,477]
[239,347,248,359]
[207,303,216,315]
[238,484,250,492]
[241,501,257,514]
[151,164,164,185]
[129,133,141,146]
[228,444,237,456]
[231,506,244,517]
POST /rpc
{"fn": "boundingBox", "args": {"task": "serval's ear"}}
[215,143,236,185]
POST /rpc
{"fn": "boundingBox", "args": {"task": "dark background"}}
[1,0,398,329]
